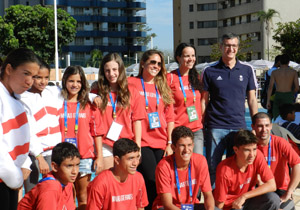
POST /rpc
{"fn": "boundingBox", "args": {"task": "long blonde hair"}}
[137,50,173,105]
[97,53,130,111]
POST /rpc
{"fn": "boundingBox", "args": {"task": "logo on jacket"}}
[239,75,243,81]
[216,76,223,81]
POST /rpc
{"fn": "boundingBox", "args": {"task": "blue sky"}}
[146,0,173,51]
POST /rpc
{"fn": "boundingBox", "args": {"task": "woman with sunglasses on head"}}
[0,48,40,210]
[96,53,145,170]
[168,43,204,155]
[128,49,174,210]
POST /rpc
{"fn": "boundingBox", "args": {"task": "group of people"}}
[0,32,299,210]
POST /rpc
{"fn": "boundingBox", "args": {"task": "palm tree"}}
[87,49,103,67]
[257,9,279,61]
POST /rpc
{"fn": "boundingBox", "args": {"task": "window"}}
[221,1,227,9]
[223,19,227,27]
[197,38,217,46]
[246,0,251,3]
[197,3,217,11]
[246,53,252,61]
[231,18,236,26]
[239,16,242,24]
[258,52,261,60]
[189,4,194,12]
[246,15,251,23]
[239,0,242,5]
[197,21,217,28]
[190,39,194,45]
[198,56,211,63]
[189,21,194,29]
[230,0,235,7]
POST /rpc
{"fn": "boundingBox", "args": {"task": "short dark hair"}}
[280,54,290,65]
[221,33,240,45]
[40,59,51,73]
[274,55,281,64]
[279,103,295,120]
[234,129,258,148]
[172,126,194,146]
[113,138,140,158]
[251,112,271,125]
[51,142,80,166]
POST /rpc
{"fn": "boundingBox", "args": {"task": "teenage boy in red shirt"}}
[214,129,280,210]
[152,126,215,210]
[86,138,148,210]
[18,142,81,210]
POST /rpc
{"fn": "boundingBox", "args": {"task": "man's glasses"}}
[223,44,238,49]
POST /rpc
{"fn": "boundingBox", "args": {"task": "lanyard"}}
[174,157,193,204]
[176,69,196,105]
[268,136,272,168]
[39,177,66,188]
[140,77,159,111]
[109,92,117,120]
[64,101,80,135]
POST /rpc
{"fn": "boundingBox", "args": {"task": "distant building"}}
[1,0,147,65]
[173,0,300,62]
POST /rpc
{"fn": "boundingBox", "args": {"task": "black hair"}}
[234,129,258,148]
[174,43,202,91]
[0,48,41,79]
[274,55,281,64]
[280,54,290,65]
[39,58,51,73]
[171,126,194,146]
[279,103,295,120]
[113,138,140,158]
[251,112,271,125]
[51,142,80,166]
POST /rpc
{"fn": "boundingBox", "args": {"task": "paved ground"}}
[293,188,300,209]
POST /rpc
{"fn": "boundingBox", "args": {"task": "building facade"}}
[173,0,300,62]
[1,0,146,65]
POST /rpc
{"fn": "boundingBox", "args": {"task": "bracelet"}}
[167,141,172,144]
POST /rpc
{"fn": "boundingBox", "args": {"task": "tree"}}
[257,9,279,61]
[136,24,157,48]
[87,49,103,67]
[273,19,300,63]
[210,38,252,61]
[0,5,76,63]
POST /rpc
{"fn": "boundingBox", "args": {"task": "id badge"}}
[187,105,199,122]
[148,112,161,129]
[181,204,194,210]
[107,121,123,141]
[64,138,78,147]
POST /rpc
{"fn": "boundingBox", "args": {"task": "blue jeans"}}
[205,128,237,187]
[193,129,204,155]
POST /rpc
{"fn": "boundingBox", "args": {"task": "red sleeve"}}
[164,103,175,123]
[213,162,229,203]
[197,155,212,193]
[86,178,105,210]
[130,86,146,122]
[256,150,274,182]
[136,172,149,208]
[281,137,300,167]
[35,190,60,210]
[155,157,173,194]
[89,105,103,137]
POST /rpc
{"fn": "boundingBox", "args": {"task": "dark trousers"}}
[0,182,18,210]
[138,147,164,210]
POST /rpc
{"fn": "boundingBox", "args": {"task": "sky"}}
[146,0,173,52]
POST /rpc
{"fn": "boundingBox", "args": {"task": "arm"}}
[203,191,215,210]
[36,155,50,175]
[232,178,276,209]
[164,122,174,156]
[293,71,299,94]
[267,73,275,110]
[247,89,258,117]
[215,200,225,209]
[201,90,209,123]
[93,136,104,175]
[133,120,142,148]
[281,163,300,202]
[160,193,181,210]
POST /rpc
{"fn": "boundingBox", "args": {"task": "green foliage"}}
[0,5,76,63]
[210,38,252,61]
[273,19,300,63]
[136,24,157,47]
[87,49,103,67]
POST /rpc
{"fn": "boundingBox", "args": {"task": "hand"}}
[266,101,271,110]
[93,96,102,108]
[232,194,246,209]
[36,155,50,175]
[164,144,173,156]
[21,168,31,181]
[280,190,293,203]
[93,157,104,175]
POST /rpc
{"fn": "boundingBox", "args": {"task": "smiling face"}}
[234,143,257,166]
[104,60,119,86]
[4,62,39,95]
[66,73,82,99]
[31,67,50,93]
[177,47,196,71]
[220,38,239,61]
[172,137,194,168]
[251,117,272,143]
[116,151,140,175]
[142,54,162,81]
[52,156,80,185]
